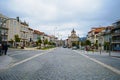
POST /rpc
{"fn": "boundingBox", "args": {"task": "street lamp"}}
[109,38,111,56]
[99,43,102,55]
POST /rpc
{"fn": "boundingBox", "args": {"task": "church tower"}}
[68,29,79,47]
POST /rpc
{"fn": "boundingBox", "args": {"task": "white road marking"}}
[74,50,120,75]
[9,49,54,68]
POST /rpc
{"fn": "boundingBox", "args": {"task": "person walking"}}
[0,43,2,55]
[3,43,9,55]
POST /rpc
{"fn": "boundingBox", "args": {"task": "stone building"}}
[68,29,79,47]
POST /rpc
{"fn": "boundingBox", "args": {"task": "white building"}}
[28,28,34,42]
[87,27,105,44]
[20,21,29,46]
[8,17,21,42]
[44,34,50,42]
[0,13,9,43]
[33,30,44,42]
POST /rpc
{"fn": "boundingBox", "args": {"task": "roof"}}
[21,21,29,26]
[94,28,105,33]
[105,26,114,30]
[71,28,76,33]
[28,28,34,31]
[88,27,105,34]
[34,30,44,35]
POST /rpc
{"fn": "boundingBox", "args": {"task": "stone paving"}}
[77,50,120,70]
[0,55,12,70]
[0,47,43,70]
[0,48,120,80]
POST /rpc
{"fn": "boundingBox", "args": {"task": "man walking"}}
[3,43,9,55]
[0,43,2,55]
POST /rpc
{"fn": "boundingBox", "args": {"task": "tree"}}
[36,37,42,48]
[48,41,52,45]
[94,43,98,49]
[14,34,20,48]
[81,42,85,46]
[14,35,20,42]
[104,42,110,50]
[48,41,55,46]
[44,39,48,45]
[85,40,91,46]
[37,37,42,44]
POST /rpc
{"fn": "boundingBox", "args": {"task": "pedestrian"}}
[3,43,9,55]
[0,43,2,55]
[1,43,4,55]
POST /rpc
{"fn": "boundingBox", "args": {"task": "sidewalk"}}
[24,47,38,50]
[0,55,13,70]
[9,47,38,51]
[80,50,120,58]
[78,50,120,71]
[0,47,34,70]
[0,47,45,70]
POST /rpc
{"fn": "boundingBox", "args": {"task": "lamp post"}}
[109,38,111,56]
[99,43,102,55]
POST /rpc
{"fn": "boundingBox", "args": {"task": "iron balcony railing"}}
[112,40,120,43]
[112,33,120,36]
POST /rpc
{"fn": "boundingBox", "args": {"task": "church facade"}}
[68,29,79,48]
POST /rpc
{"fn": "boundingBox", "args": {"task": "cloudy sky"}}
[0,0,120,39]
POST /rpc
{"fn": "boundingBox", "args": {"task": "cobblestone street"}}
[0,48,120,80]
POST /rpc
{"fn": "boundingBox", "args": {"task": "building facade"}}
[87,27,106,50]
[68,29,79,47]
[8,18,21,41]
[20,21,29,47]
[111,21,120,51]
[28,28,34,42]
[0,13,9,43]
[0,13,60,47]
[102,26,114,50]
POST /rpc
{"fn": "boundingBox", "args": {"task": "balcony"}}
[112,40,120,43]
[115,24,120,28]
[0,26,8,30]
[112,32,120,36]
[1,32,8,36]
